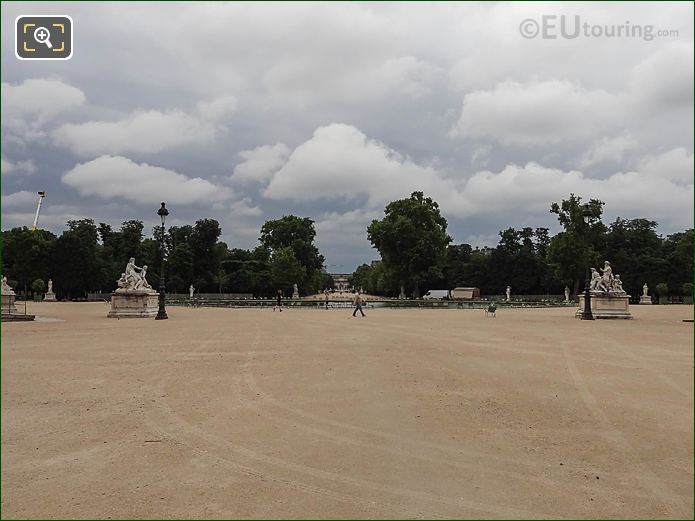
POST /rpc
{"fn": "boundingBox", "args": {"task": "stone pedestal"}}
[578,293,632,319]
[639,295,652,305]
[1,293,18,314]
[107,290,159,318]
[44,291,57,301]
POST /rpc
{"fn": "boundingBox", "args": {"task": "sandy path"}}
[2,303,693,519]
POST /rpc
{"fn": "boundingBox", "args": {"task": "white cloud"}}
[228,197,263,217]
[1,191,39,208]
[196,95,238,121]
[231,143,291,184]
[1,156,37,175]
[263,123,459,207]
[580,135,639,168]
[260,123,693,230]
[637,147,693,183]
[629,43,694,111]
[62,155,231,205]
[53,108,222,157]
[1,78,86,144]
[449,79,620,146]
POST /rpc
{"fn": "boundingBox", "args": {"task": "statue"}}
[589,268,601,290]
[642,283,649,297]
[597,261,613,292]
[117,273,128,290]
[1,276,15,295]
[189,284,194,298]
[564,286,570,303]
[611,274,625,293]
[115,258,154,292]
[47,279,53,293]
[292,283,299,299]
[505,286,511,302]
[134,265,152,290]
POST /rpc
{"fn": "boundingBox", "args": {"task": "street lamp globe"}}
[158,202,168,226]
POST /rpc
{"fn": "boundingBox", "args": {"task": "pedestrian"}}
[273,289,283,312]
[352,290,365,317]
[324,288,330,310]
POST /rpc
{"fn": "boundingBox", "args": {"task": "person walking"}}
[324,288,330,310]
[273,289,283,312]
[352,290,365,317]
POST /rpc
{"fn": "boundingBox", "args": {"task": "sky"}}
[2,2,693,273]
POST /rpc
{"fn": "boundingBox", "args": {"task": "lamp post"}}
[580,204,594,320]
[155,202,169,320]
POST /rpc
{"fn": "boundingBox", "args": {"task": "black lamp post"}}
[580,204,594,320]
[155,202,169,320]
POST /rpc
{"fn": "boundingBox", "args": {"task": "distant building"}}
[329,273,351,292]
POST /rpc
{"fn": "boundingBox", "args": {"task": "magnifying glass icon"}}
[33,26,53,49]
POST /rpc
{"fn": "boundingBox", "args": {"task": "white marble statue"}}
[642,283,649,297]
[589,262,626,294]
[598,261,613,292]
[1,276,15,295]
[589,268,601,290]
[116,258,154,292]
[47,279,53,293]
[505,286,511,302]
[564,286,570,302]
[292,283,299,298]
[189,284,194,298]
[134,265,152,290]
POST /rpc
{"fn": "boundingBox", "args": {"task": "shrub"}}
[31,278,45,294]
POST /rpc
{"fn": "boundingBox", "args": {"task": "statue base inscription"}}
[639,295,652,305]
[578,293,632,319]
[107,290,159,318]
[1,294,18,315]
[44,292,57,301]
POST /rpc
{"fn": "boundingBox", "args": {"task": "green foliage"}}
[682,282,693,296]
[269,247,306,293]
[367,191,451,297]
[655,282,669,295]
[31,278,45,294]
[548,194,606,296]
[259,215,325,294]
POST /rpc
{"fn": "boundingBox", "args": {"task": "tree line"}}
[350,192,693,301]
[1,215,331,300]
[2,192,692,301]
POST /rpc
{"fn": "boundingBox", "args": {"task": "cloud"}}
[1,78,86,144]
[53,101,232,157]
[637,147,693,183]
[1,190,39,208]
[62,155,231,205]
[457,161,693,229]
[259,123,693,230]
[579,135,639,168]
[196,95,238,121]
[228,197,263,217]
[449,79,620,146]
[263,123,459,206]
[231,143,291,184]
[1,156,37,175]
[629,43,694,111]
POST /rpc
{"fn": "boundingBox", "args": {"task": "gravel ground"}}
[2,302,693,519]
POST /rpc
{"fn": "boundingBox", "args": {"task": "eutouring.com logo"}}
[519,15,679,41]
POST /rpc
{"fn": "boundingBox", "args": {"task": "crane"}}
[31,191,46,231]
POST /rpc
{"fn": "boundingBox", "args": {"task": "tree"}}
[31,278,45,297]
[367,191,451,297]
[548,194,606,297]
[269,247,305,293]
[190,219,222,291]
[259,215,325,294]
